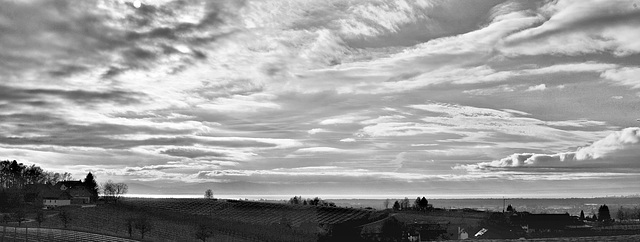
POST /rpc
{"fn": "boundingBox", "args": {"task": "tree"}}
[2,214,10,224]
[393,201,400,211]
[204,189,213,199]
[60,172,73,181]
[13,208,26,226]
[36,210,46,227]
[580,210,585,220]
[383,199,390,209]
[134,216,152,239]
[83,172,99,202]
[419,197,429,210]
[598,204,611,222]
[414,197,421,210]
[126,217,135,237]
[195,224,214,242]
[59,209,72,228]
[617,207,625,221]
[289,196,300,205]
[506,204,514,212]
[102,180,128,204]
[402,197,410,210]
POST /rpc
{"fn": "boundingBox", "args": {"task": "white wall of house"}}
[44,199,71,207]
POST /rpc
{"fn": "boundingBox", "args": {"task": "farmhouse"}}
[23,181,94,207]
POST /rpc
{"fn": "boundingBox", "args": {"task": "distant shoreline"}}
[123,194,640,200]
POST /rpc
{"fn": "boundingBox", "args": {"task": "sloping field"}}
[34,205,252,242]
[122,198,377,226]
[0,226,138,242]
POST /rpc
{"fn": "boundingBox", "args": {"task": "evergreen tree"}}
[598,204,611,222]
[506,204,514,212]
[580,210,585,220]
[393,201,401,211]
[83,172,99,202]
[419,197,429,210]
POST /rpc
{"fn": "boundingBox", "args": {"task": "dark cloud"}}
[504,5,640,47]
[161,148,228,158]
[0,0,241,80]
[195,79,264,100]
[0,85,144,105]
[48,65,89,77]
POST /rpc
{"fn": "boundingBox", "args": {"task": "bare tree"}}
[59,209,72,228]
[102,180,128,204]
[135,216,152,239]
[36,210,46,227]
[2,214,10,224]
[204,189,213,199]
[60,172,73,181]
[13,209,26,226]
[126,217,135,237]
[195,224,213,242]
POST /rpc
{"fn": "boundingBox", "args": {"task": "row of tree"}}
[580,205,640,222]
[579,204,612,222]
[1,160,72,189]
[384,197,432,211]
[288,196,336,207]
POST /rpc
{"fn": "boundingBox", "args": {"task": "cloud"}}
[0,0,242,83]
[457,127,640,171]
[0,85,144,106]
[600,67,640,89]
[500,0,640,56]
[319,115,368,125]
[307,128,328,135]
[159,147,229,159]
[294,147,350,154]
[2,0,638,196]
[526,84,547,91]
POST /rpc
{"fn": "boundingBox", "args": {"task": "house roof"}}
[67,187,93,197]
[512,213,577,229]
[55,180,84,189]
[41,189,71,199]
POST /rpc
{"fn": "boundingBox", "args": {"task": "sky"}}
[1,0,640,198]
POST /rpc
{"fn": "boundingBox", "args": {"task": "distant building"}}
[510,212,580,233]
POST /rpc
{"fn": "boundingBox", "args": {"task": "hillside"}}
[121,198,379,227]
[20,198,383,241]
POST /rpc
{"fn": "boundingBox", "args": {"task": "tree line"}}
[288,196,336,207]
[384,197,432,211]
[1,160,72,189]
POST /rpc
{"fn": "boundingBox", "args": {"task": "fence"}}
[0,226,138,242]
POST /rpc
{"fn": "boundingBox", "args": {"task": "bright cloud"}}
[458,127,640,172]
